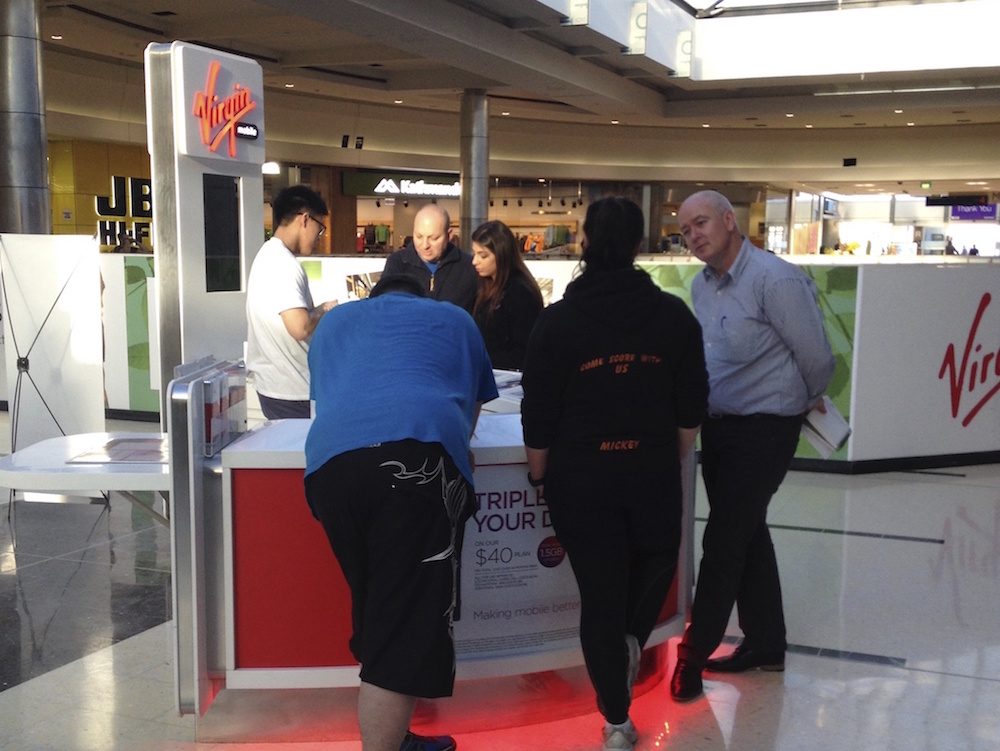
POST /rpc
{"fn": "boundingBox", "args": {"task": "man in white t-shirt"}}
[247,185,337,419]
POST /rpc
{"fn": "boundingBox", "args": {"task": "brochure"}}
[801,395,851,459]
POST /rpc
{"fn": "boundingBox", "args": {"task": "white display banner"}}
[454,463,582,671]
[851,264,1000,461]
[0,235,104,452]
[99,254,129,410]
[302,256,581,309]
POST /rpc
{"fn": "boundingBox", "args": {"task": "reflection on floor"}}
[2,430,1000,749]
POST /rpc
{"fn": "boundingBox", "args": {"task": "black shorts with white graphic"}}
[304,439,474,698]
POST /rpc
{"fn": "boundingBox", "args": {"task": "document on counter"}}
[68,437,168,465]
[482,369,523,414]
[801,395,851,459]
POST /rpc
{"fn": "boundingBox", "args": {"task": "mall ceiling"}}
[39,0,1000,198]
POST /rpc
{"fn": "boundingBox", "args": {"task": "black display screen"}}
[203,174,241,292]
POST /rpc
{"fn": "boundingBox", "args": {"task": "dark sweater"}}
[382,242,479,314]
[521,266,708,472]
[473,275,543,371]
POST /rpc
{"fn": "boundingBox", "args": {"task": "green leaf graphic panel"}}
[124,256,159,413]
[641,261,858,460]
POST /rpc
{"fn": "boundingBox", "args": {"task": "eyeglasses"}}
[302,213,327,237]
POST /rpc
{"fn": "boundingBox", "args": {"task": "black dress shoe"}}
[705,644,785,673]
[670,658,703,702]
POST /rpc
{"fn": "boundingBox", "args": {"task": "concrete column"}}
[0,0,51,234]
[642,183,666,253]
[459,89,489,250]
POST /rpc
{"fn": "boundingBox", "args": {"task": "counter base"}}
[791,450,1000,475]
[195,643,669,742]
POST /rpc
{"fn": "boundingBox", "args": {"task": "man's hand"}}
[806,397,827,415]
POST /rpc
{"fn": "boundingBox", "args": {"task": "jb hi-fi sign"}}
[96,176,152,248]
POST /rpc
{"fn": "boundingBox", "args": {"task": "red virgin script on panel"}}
[939,292,1000,427]
[192,60,257,158]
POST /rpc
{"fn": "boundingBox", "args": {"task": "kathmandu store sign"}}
[343,170,460,198]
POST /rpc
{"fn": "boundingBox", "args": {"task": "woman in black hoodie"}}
[520,196,709,751]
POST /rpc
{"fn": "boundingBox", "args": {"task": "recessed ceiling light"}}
[967,181,988,186]
[50,34,63,40]
[907,122,915,126]
[611,119,619,124]
[284,83,295,88]
[894,109,903,114]
[393,99,403,104]
[702,123,710,128]
[805,124,813,128]
[501,111,510,116]
[785,113,794,118]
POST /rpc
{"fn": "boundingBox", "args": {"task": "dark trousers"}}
[546,468,682,724]
[257,392,311,419]
[678,414,802,664]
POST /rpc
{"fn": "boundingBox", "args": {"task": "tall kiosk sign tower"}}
[144,42,265,421]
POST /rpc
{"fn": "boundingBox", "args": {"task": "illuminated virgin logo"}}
[939,292,1000,426]
[191,60,258,158]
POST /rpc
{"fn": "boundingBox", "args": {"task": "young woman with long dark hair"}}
[470,220,544,371]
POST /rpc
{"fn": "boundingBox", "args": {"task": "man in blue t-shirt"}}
[304,275,497,751]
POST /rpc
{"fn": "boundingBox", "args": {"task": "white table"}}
[0,432,171,524]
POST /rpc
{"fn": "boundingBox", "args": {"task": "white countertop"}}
[0,432,170,492]
[221,413,527,470]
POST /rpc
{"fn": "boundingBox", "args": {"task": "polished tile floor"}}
[1,413,999,750]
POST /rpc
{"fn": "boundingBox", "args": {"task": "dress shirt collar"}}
[700,236,753,285]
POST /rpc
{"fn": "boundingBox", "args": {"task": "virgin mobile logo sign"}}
[939,292,1000,427]
[191,60,258,158]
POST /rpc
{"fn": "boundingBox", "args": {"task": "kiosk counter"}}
[212,411,694,736]
[105,255,1000,470]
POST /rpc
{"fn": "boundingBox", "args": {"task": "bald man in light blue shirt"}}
[670,190,835,703]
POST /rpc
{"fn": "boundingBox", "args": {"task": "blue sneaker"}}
[399,730,457,751]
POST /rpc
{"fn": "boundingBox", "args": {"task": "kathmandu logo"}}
[374,179,401,194]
